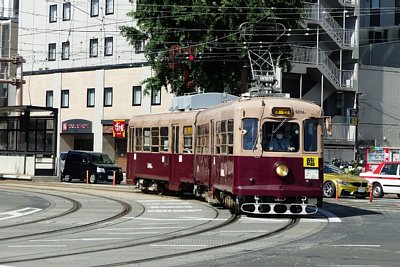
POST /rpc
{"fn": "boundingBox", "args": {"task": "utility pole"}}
[0,55,26,106]
[354,92,361,161]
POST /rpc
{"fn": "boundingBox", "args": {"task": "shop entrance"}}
[73,135,94,151]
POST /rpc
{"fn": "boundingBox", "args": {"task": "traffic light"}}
[188,54,195,62]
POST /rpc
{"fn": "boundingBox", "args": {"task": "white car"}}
[359,161,400,198]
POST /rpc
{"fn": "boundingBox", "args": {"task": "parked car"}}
[323,163,369,199]
[359,161,400,198]
[62,150,123,184]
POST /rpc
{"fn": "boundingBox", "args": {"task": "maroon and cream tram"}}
[126,95,326,215]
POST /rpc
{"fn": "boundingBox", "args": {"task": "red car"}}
[359,161,400,198]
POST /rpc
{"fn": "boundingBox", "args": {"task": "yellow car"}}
[323,164,369,199]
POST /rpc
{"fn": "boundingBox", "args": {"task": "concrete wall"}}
[0,155,35,176]
[358,65,400,147]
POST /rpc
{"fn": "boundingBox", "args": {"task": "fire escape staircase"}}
[290,45,353,90]
[303,2,354,49]
[289,2,355,89]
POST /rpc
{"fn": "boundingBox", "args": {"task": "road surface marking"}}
[0,207,42,221]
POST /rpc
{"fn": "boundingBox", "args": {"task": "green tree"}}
[120,0,304,96]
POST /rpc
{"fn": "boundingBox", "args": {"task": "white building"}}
[18,0,173,171]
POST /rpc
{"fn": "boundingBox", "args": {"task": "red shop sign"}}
[113,120,126,138]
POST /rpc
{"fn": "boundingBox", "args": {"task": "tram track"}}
[0,195,237,265]
[0,186,135,242]
[0,183,314,267]
[91,217,299,267]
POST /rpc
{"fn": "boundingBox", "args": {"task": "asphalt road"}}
[0,181,399,267]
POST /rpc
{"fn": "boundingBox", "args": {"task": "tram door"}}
[168,125,180,190]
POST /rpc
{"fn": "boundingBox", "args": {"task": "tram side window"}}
[183,126,192,153]
[227,119,234,154]
[262,122,299,152]
[151,127,160,152]
[242,118,258,150]
[129,127,134,152]
[135,128,142,151]
[196,124,209,154]
[160,127,169,152]
[143,127,151,151]
[215,120,233,155]
[215,121,221,154]
[304,119,318,152]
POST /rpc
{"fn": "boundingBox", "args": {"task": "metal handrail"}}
[290,45,354,88]
[303,2,353,47]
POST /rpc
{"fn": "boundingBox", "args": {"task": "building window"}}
[63,2,71,21]
[48,43,56,61]
[90,0,99,17]
[106,0,114,15]
[396,0,400,25]
[61,90,69,108]
[132,86,142,106]
[89,38,98,57]
[104,87,113,107]
[62,41,70,60]
[46,91,53,108]
[49,4,57,23]
[371,0,380,8]
[104,37,113,56]
[151,87,161,105]
[135,40,145,54]
[87,88,95,107]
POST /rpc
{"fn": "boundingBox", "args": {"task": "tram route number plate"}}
[303,156,319,168]
[304,168,319,180]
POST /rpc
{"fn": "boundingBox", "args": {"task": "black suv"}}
[62,151,123,184]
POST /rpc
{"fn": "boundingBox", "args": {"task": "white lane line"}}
[8,245,67,248]
[29,238,129,242]
[107,232,159,235]
[149,206,194,209]
[220,230,268,233]
[148,209,202,213]
[124,217,226,221]
[331,244,380,248]
[300,218,328,223]
[96,227,175,231]
[149,244,207,247]
[0,207,42,221]
[318,209,342,222]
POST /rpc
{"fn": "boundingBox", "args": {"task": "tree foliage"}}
[120,0,304,96]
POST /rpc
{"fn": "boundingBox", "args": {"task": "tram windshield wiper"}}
[272,118,288,134]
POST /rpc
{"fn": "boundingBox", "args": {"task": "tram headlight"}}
[275,164,289,177]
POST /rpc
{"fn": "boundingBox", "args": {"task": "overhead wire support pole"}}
[0,55,26,106]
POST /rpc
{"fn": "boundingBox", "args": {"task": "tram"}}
[126,95,327,215]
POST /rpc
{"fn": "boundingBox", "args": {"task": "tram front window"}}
[262,122,299,152]
[242,118,258,150]
[304,119,318,152]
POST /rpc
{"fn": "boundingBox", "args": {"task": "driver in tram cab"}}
[268,130,292,151]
